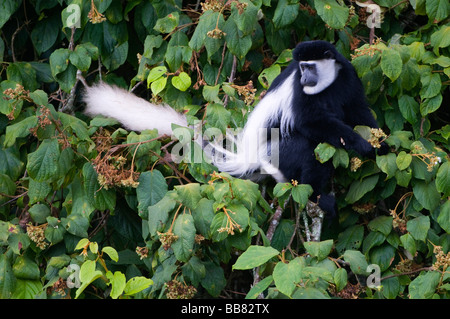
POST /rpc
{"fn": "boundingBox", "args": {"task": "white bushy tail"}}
[83,82,289,181]
[83,83,187,136]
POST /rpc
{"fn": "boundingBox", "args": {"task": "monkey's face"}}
[298,58,341,95]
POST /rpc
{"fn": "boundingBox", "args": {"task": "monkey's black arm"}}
[303,117,374,157]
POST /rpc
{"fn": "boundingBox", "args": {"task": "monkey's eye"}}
[300,63,314,72]
[324,50,334,59]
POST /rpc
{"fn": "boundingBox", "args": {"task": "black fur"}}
[267,41,388,217]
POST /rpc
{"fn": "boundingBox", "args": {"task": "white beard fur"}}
[302,59,341,95]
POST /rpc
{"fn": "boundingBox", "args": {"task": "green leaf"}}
[409,271,441,299]
[200,261,226,297]
[28,204,51,224]
[76,260,104,299]
[291,184,313,210]
[106,271,126,299]
[30,14,60,55]
[69,45,92,72]
[396,151,412,170]
[171,72,191,91]
[171,214,196,262]
[303,240,333,261]
[398,95,419,124]
[333,268,347,292]
[437,200,450,233]
[420,94,443,116]
[175,183,202,210]
[61,214,89,238]
[336,225,364,254]
[11,280,42,299]
[245,275,273,299]
[124,276,153,295]
[400,233,416,256]
[147,66,167,83]
[192,198,215,238]
[314,0,349,29]
[154,11,179,34]
[189,11,220,51]
[345,175,379,204]
[137,170,168,216]
[166,31,193,71]
[436,161,450,196]
[7,62,39,91]
[368,216,393,236]
[150,76,167,96]
[102,246,119,262]
[4,116,38,148]
[314,143,336,164]
[0,254,16,299]
[425,0,449,22]
[407,215,430,242]
[49,48,71,77]
[223,17,252,59]
[82,162,116,211]
[380,48,403,82]
[369,244,395,272]
[147,195,176,236]
[273,257,304,297]
[0,0,21,29]
[233,245,279,270]
[44,216,66,244]
[412,181,440,212]
[273,0,299,29]
[430,26,450,54]
[343,250,369,275]
[420,73,441,99]
[12,256,40,280]
[206,103,231,132]
[27,139,60,182]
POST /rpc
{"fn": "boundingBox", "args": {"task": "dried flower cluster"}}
[410,144,442,172]
[136,246,149,260]
[230,81,256,106]
[88,0,106,24]
[432,245,450,271]
[350,157,362,172]
[334,282,362,299]
[200,0,225,12]
[92,131,140,190]
[368,128,387,149]
[217,207,242,235]
[165,280,197,299]
[394,258,413,274]
[52,278,68,297]
[389,209,407,234]
[157,231,179,250]
[26,223,48,250]
[351,38,382,59]
[3,84,32,120]
[207,28,226,39]
[352,202,376,214]
[30,105,53,138]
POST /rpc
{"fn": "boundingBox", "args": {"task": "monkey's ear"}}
[324,50,334,59]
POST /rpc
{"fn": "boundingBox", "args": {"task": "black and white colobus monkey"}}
[84,40,388,218]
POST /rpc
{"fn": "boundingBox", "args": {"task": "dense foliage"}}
[0,0,449,299]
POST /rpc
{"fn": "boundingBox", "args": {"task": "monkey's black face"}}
[299,62,318,87]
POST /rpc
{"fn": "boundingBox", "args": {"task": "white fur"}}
[83,75,297,181]
[302,59,340,95]
[210,71,297,179]
[83,83,187,135]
